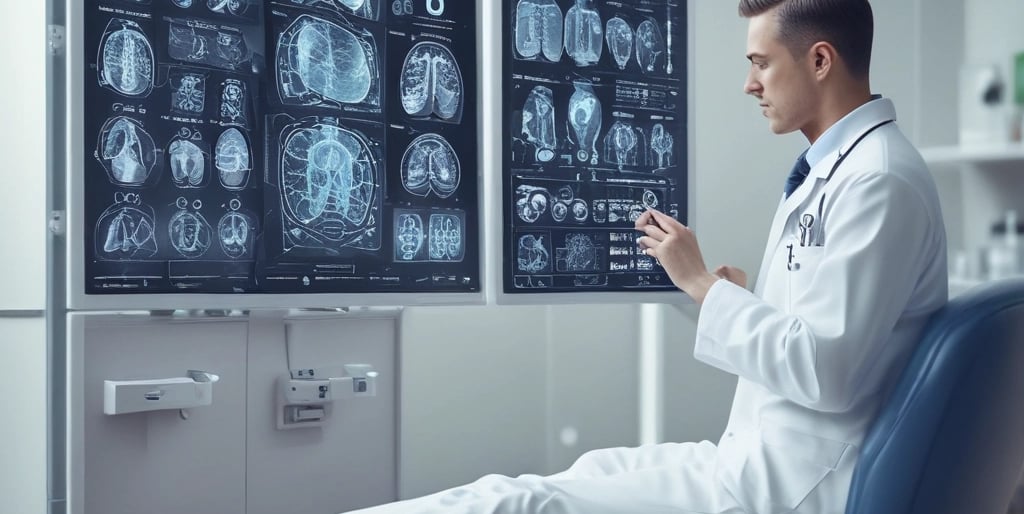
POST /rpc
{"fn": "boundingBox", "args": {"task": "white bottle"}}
[1006,210,1021,276]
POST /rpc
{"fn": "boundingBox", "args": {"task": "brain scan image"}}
[95,194,158,260]
[400,134,460,198]
[215,128,251,190]
[568,82,601,164]
[97,116,157,186]
[605,17,633,70]
[395,212,426,261]
[428,213,464,261]
[286,0,380,21]
[517,234,550,273]
[650,123,673,168]
[277,15,380,108]
[219,79,248,127]
[521,86,557,162]
[636,19,665,73]
[168,20,250,71]
[400,42,463,121]
[168,139,207,188]
[207,0,248,15]
[603,121,638,169]
[98,19,154,97]
[170,71,206,115]
[169,208,213,258]
[514,0,563,62]
[218,209,255,258]
[279,118,380,249]
[563,0,602,67]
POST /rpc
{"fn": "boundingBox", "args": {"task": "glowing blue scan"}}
[97,116,156,186]
[522,86,557,162]
[429,213,464,261]
[98,19,154,97]
[605,17,633,70]
[551,201,568,222]
[169,139,206,188]
[219,79,248,126]
[517,234,549,273]
[215,128,251,190]
[570,199,588,222]
[603,121,638,169]
[642,189,659,209]
[277,15,380,107]
[636,19,665,73]
[568,82,601,164]
[172,0,193,7]
[168,19,250,71]
[169,206,213,259]
[563,0,602,67]
[207,0,248,15]
[96,193,158,260]
[171,72,206,115]
[515,185,549,223]
[287,0,380,21]
[556,233,599,272]
[218,208,254,258]
[401,134,460,198]
[514,0,563,62]
[395,212,425,261]
[400,42,463,121]
[280,119,379,249]
[650,123,673,168]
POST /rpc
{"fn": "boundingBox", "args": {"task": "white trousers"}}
[342,441,754,514]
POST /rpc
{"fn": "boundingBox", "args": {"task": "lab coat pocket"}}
[759,420,849,510]
[787,245,824,312]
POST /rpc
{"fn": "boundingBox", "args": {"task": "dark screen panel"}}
[82,0,479,295]
[502,0,687,294]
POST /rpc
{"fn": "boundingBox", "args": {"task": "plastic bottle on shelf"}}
[987,210,1024,280]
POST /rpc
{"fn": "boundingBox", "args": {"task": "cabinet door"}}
[68,314,248,514]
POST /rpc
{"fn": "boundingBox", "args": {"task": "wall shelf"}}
[920,142,1024,168]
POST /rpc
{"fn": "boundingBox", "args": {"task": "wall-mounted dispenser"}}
[276,364,379,430]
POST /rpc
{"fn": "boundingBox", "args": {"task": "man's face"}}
[743,10,819,135]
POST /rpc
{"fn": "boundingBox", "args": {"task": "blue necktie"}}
[783,150,811,199]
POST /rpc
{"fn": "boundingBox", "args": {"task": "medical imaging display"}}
[82,0,478,295]
[504,0,687,293]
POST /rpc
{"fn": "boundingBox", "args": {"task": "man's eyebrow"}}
[746,52,767,61]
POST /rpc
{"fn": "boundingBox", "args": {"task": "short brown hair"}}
[738,0,873,79]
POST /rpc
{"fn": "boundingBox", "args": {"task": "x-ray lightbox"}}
[496,0,694,304]
[67,0,484,310]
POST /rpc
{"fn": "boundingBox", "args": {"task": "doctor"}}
[346,1,947,513]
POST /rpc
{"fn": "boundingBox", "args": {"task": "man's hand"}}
[712,265,748,289]
[634,208,720,304]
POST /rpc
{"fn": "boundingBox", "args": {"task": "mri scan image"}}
[98,18,154,97]
[215,128,252,190]
[169,205,213,259]
[207,0,249,16]
[400,134,460,198]
[170,71,206,115]
[168,19,250,71]
[276,14,380,108]
[636,18,665,73]
[395,212,426,261]
[219,78,249,127]
[286,0,380,21]
[517,234,550,273]
[96,116,157,186]
[279,118,380,249]
[605,17,633,70]
[218,207,255,258]
[563,0,602,67]
[521,86,557,162]
[603,120,639,169]
[650,123,673,168]
[400,42,463,121]
[428,212,464,261]
[168,138,207,188]
[95,193,158,260]
[514,0,563,62]
[568,82,601,164]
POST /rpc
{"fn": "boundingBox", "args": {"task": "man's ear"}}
[809,42,837,80]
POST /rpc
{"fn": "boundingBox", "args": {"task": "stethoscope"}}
[787,119,894,271]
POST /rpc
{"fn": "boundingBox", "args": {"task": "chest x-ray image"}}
[514,0,563,62]
[96,116,158,187]
[400,41,463,121]
[97,18,154,97]
[400,133,460,199]
[276,14,381,109]
[95,192,158,260]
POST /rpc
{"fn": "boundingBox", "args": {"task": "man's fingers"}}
[636,222,667,241]
[648,209,682,233]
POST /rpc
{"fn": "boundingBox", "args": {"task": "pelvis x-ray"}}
[393,210,465,262]
[556,233,601,272]
[96,116,157,186]
[168,134,208,188]
[279,118,381,251]
[170,70,206,115]
[400,42,463,121]
[514,0,563,62]
[276,14,381,109]
[168,19,251,71]
[636,19,665,73]
[401,134,460,198]
[568,82,601,164]
[215,128,252,190]
[95,193,158,260]
[169,198,213,258]
[288,0,380,21]
[603,120,646,170]
[522,86,557,162]
[219,79,249,127]
[605,17,633,70]
[564,0,602,67]
[207,0,249,16]
[650,123,673,168]
[218,200,256,258]
[517,233,550,273]
[97,19,154,97]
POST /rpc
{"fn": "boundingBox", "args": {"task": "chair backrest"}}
[845,278,1024,514]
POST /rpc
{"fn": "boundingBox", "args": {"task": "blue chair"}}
[845,278,1024,514]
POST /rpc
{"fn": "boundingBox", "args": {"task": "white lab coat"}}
[344,98,948,514]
